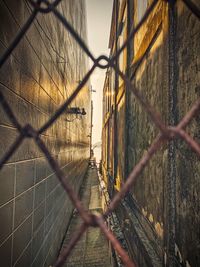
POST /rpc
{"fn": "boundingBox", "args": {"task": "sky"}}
[85,0,113,161]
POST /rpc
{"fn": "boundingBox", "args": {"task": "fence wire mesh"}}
[0,0,200,267]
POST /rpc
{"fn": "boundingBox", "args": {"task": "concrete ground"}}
[58,167,112,267]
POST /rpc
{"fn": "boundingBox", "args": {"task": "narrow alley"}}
[58,166,111,267]
[0,0,200,267]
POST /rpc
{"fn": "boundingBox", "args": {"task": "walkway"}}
[58,166,111,267]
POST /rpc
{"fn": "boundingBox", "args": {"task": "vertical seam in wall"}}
[167,1,178,266]
[13,239,32,267]
[43,162,48,264]
[114,0,119,186]
[31,159,36,263]
[10,163,16,267]
[124,0,132,180]
[44,167,47,229]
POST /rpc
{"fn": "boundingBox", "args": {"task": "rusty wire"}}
[0,0,200,267]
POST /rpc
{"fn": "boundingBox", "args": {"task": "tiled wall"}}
[0,0,90,266]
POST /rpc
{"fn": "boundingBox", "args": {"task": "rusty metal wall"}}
[127,2,168,264]
[175,1,200,266]
[0,0,90,266]
[102,0,200,266]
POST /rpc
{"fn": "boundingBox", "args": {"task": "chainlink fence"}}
[0,0,200,267]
